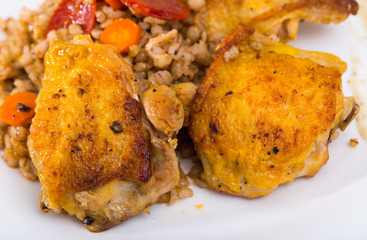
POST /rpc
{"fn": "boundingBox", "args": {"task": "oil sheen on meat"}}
[28,35,179,231]
[189,27,359,198]
[206,0,359,43]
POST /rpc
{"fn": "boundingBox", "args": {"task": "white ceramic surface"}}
[1,1,367,239]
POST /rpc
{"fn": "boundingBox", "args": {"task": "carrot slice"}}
[0,92,37,126]
[105,0,125,10]
[120,0,190,20]
[45,0,97,37]
[100,18,141,53]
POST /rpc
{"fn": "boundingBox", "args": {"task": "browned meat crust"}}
[28,36,151,203]
[206,0,359,43]
[189,26,358,197]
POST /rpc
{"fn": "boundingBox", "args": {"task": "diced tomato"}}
[105,0,125,10]
[120,0,190,20]
[45,0,97,37]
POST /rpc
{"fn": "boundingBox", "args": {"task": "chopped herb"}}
[78,88,85,95]
[83,216,95,226]
[209,122,218,134]
[273,147,279,155]
[110,121,123,133]
[17,103,31,112]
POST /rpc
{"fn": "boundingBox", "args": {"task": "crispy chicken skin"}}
[206,0,359,43]
[189,27,359,198]
[27,36,179,231]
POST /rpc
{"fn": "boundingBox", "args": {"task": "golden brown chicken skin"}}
[206,0,358,44]
[28,36,180,231]
[189,27,359,198]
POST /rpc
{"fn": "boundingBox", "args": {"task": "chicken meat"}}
[27,35,180,231]
[189,26,359,198]
[206,0,358,44]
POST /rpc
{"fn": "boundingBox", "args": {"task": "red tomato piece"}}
[45,0,97,37]
[105,0,125,10]
[120,0,190,20]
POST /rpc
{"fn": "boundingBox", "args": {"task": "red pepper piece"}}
[45,0,97,37]
[120,0,190,20]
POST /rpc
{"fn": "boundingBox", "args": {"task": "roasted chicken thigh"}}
[189,27,359,198]
[28,35,180,231]
[206,0,358,44]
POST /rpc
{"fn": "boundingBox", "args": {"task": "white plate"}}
[1,1,367,239]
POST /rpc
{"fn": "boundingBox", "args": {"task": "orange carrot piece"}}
[105,0,125,10]
[0,92,37,126]
[100,18,141,53]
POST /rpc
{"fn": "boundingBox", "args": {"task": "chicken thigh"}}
[28,35,180,231]
[206,0,358,44]
[189,26,359,198]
